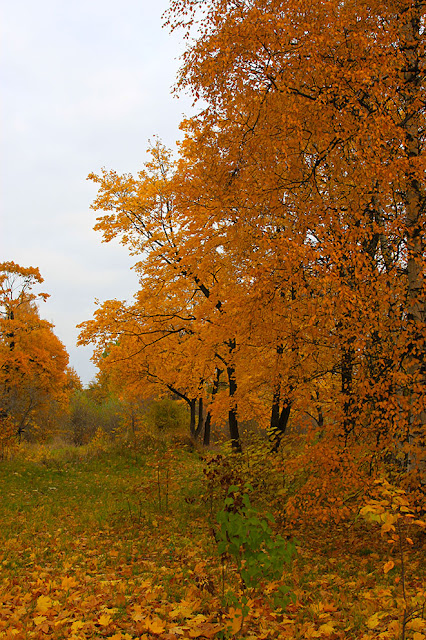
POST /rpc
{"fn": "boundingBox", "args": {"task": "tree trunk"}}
[270,397,292,452]
[269,344,293,451]
[189,398,197,439]
[226,362,241,452]
[194,397,203,439]
[270,376,293,451]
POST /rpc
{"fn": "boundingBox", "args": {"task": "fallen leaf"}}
[146,617,166,635]
[99,614,112,626]
[228,608,243,635]
[36,595,52,613]
[170,603,194,619]
[318,623,335,636]
[132,611,145,622]
[61,576,79,590]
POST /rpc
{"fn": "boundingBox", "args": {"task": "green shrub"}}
[216,484,297,610]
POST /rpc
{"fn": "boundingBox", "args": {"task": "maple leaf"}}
[168,625,186,636]
[98,613,112,626]
[61,576,78,590]
[317,623,336,637]
[36,595,52,613]
[228,608,243,635]
[169,603,194,619]
[366,613,381,629]
[71,620,85,632]
[145,617,166,634]
[189,622,220,638]
[131,610,145,622]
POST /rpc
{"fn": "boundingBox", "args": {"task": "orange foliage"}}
[0,262,71,442]
[81,0,424,490]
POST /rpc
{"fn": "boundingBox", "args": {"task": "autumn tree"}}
[80,142,258,449]
[162,0,425,474]
[0,262,71,441]
[81,0,425,477]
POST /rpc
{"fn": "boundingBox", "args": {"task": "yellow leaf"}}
[367,613,380,629]
[388,620,401,635]
[170,603,194,618]
[406,537,414,545]
[381,522,395,534]
[36,595,52,613]
[61,576,78,590]
[189,614,207,625]
[318,623,335,636]
[304,624,317,638]
[71,620,85,632]
[189,623,220,639]
[228,608,243,635]
[34,616,47,626]
[169,626,186,635]
[99,614,112,626]
[413,634,425,640]
[407,619,426,632]
[146,617,166,634]
[132,611,145,622]
[383,560,395,574]
[414,519,426,528]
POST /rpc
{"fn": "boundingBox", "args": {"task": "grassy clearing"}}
[0,437,424,640]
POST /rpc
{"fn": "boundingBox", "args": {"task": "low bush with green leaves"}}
[216,484,297,610]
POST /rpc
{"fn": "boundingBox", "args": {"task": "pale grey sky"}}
[1,0,194,384]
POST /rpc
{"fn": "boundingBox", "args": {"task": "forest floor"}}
[0,435,424,640]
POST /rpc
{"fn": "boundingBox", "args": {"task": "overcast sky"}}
[1,0,195,385]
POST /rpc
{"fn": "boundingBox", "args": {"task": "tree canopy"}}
[0,262,71,443]
[79,0,424,482]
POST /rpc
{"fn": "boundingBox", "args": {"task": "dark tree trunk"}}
[203,412,211,446]
[194,397,203,439]
[270,382,292,452]
[227,363,241,452]
[270,343,293,451]
[189,398,197,438]
[203,367,222,446]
